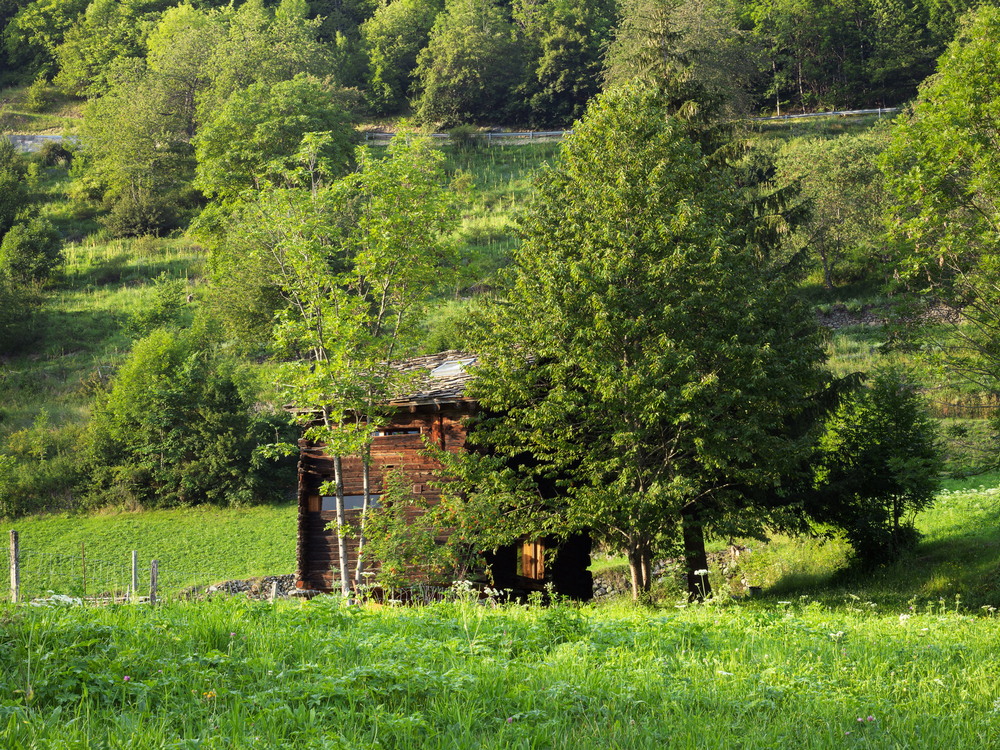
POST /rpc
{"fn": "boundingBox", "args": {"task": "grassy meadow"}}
[5,473,1000,747]
[3,594,1000,748]
[0,503,297,601]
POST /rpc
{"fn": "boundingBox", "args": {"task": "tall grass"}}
[441,141,559,289]
[2,592,1000,748]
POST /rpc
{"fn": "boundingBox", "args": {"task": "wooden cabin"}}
[294,351,593,599]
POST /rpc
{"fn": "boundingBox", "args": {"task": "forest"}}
[1,0,1000,601]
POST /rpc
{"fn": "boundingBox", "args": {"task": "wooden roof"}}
[388,350,477,407]
[285,351,478,417]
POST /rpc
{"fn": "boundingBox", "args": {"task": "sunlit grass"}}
[0,503,297,600]
[2,591,1000,747]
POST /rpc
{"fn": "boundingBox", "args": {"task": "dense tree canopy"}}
[461,88,828,599]
[84,326,290,509]
[413,0,524,125]
[194,74,357,201]
[777,127,891,289]
[361,0,443,115]
[1,0,981,116]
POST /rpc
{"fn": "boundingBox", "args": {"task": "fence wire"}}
[12,548,135,603]
[3,541,289,604]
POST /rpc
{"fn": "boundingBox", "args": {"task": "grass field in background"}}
[0,503,297,600]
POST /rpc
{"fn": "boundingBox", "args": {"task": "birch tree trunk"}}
[354,447,372,588]
[332,454,351,597]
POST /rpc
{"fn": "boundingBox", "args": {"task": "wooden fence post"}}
[9,530,19,604]
[131,551,138,602]
[80,541,87,599]
[149,559,158,605]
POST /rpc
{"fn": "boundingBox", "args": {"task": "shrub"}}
[22,77,52,112]
[448,125,484,152]
[813,370,942,566]
[84,328,292,509]
[0,140,28,237]
[102,189,179,238]
[126,272,186,336]
[0,274,39,352]
[37,140,73,167]
[0,217,63,283]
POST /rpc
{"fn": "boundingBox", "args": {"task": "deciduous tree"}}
[194,74,357,202]
[243,133,458,593]
[881,6,1000,407]
[461,88,827,600]
[412,0,524,125]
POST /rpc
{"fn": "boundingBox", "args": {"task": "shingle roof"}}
[388,350,477,406]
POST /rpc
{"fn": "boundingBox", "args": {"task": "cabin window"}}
[321,494,381,511]
[518,540,545,580]
[375,428,421,436]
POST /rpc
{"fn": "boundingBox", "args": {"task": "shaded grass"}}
[749,112,899,143]
[0,84,84,134]
[722,472,1000,610]
[1,237,203,435]
[441,141,559,289]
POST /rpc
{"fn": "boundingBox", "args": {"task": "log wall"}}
[296,406,470,592]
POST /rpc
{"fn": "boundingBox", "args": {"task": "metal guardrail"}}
[3,108,901,154]
[751,107,900,122]
[362,129,570,144]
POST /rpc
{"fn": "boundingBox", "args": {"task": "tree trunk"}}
[626,543,652,601]
[332,454,351,598]
[354,448,371,589]
[682,506,711,601]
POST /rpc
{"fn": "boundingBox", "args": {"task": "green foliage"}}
[882,5,1000,284]
[0,139,29,239]
[143,3,223,137]
[0,215,62,283]
[84,327,291,509]
[446,123,483,151]
[361,0,443,115]
[2,0,89,81]
[194,74,357,201]
[420,296,480,353]
[604,0,755,115]
[880,6,1000,419]
[197,0,333,116]
[413,0,524,125]
[360,469,454,589]
[259,132,458,592]
[21,74,51,110]
[462,88,827,599]
[813,371,942,566]
[36,139,73,167]
[81,65,193,237]
[0,272,38,353]
[776,126,891,288]
[52,0,166,96]
[125,271,185,337]
[515,0,616,127]
[746,0,939,111]
[100,187,180,238]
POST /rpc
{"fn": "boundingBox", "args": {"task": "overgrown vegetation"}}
[1,0,999,621]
